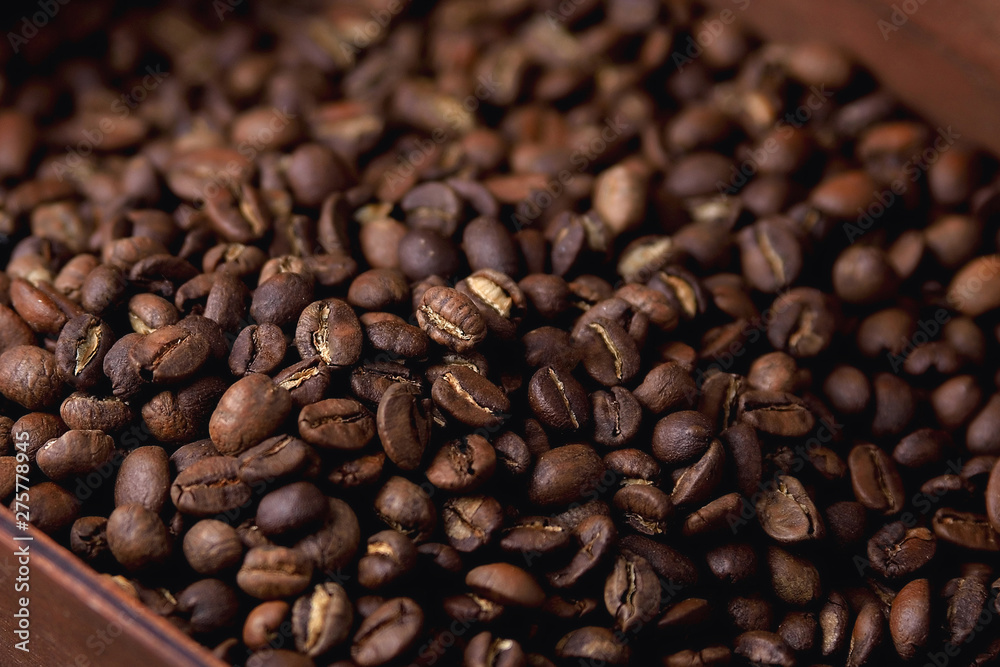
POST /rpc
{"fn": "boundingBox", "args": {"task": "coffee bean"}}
[374,476,437,543]
[54,314,114,390]
[351,597,423,667]
[416,286,487,353]
[738,219,802,292]
[292,582,353,657]
[734,631,794,667]
[295,498,361,572]
[0,345,63,409]
[443,495,504,552]
[432,365,510,428]
[237,546,314,599]
[591,387,642,449]
[849,442,905,514]
[106,503,172,571]
[425,434,497,492]
[115,446,170,513]
[250,272,314,328]
[229,323,287,377]
[183,519,244,575]
[358,529,418,589]
[576,317,641,386]
[209,374,293,455]
[605,551,660,632]
[866,522,936,578]
[171,456,252,517]
[467,563,545,607]
[464,631,526,667]
[932,508,1000,551]
[274,357,332,407]
[555,627,630,665]
[298,398,375,451]
[633,361,696,414]
[256,482,328,537]
[295,298,362,366]
[60,392,133,433]
[670,439,725,507]
[846,603,883,667]
[739,390,816,436]
[243,601,290,651]
[756,475,826,542]
[129,324,210,384]
[889,578,930,660]
[237,435,316,486]
[529,444,605,507]
[528,366,590,431]
[69,516,109,564]
[457,269,526,340]
[36,430,115,482]
[652,410,713,465]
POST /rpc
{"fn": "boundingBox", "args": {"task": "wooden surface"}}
[0,507,221,667]
[705,0,1000,156]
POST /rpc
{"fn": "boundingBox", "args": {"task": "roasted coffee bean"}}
[295,298,362,366]
[292,582,353,657]
[548,515,617,588]
[756,475,826,542]
[244,600,290,652]
[256,482,328,537]
[106,503,172,571]
[60,392,132,433]
[17,482,80,534]
[932,509,1000,551]
[229,323,286,376]
[351,597,423,667]
[605,551,660,632]
[849,442,905,514]
[889,578,930,660]
[555,627,630,665]
[358,529,418,589]
[457,269,526,340]
[175,578,240,635]
[250,272,314,328]
[500,516,570,555]
[237,546,314,599]
[867,522,936,577]
[425,435,497,492]
[115,446,170,513]
[237,435,316,486]
[36,430,115,482]
[467,563,545,608]
[576,317,641,386]
[661,647,731,667]
[274,357,332,407]
[129,324,210,384]
[945,570,990,644]
[295,498,361,572]
[652,410,713,465]
[620,534,699,586]
[183,519,244,575]
[739,390,815,436]
[348,268,411,311]
[734,631,794,667]
[416,286,487,353]
[464,631,526,667]
[738,219,802,292]
[767,546,821,605]
[705,542,758,584]
[846,602,884,667]
[374,476,437,543]
[209,374,293,456]
[70,516,109,564]
[528,366,590,431]
[10,278,82,334]
[443,495,504,552]
[298,398,375,451]
[171,456,252,517]
[529,444,605,507]
[54,314,114,390]
[633,361,696,414]
[670,439,725,507]
[728,595,774,632]
[0,345,63,409]
[432,366,510,428]
[142,376,227,444]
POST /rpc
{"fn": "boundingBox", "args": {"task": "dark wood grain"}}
[704,0,1000,156]
[0,506,222,667]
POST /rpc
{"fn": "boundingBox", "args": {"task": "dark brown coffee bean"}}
[464,631,526,667]
[766,287,836,357]
[671,439,726,507]
[721,422,762,499]
[0,305,35,356]
[443,495,504,552]
[103,333,145,399]
[633,361,696,414]
[36,429,115,482]
[661,647,731,667]
[523,327,580,372]
[555,627,630,665]
[0,345,63,409]
[528,366,590,431]
[210,374,293,456]
[739,390,816,436]
[294,497,361,572]
[399,229,461,281]
[54,314,114,390]
[358,529,418,589]
[728,595,774,632]
[738,219,802,292]
[734,631,794,667]
[575,317,641,386]
[374,476,437,543]
[250,272,314,328]
[142,376,228,444]
[372,383,430,470]
[106,503,172,571]
[849,443,905,514]
[237,545,315,599]
[866,522,936,578]
[175,578,240,635]
[756,474,826,542]
[10,278,82,334]
[590,387,642,449]
[60,392,132,433]
[932,508,1000,551]
[115,446,170,514]
[417,286,487,353]
[467,562,545,608]
[237,435,316,486]
[605,551,660,632]
[128,324,210,384]
[889,578,930,660]
[547,514,617,588]
[529,444,605,507]
[945,571,990,645]
[229,323,286,377]
[432,366,510,429]
[69,516,109,564]
[612,484,671,535]
[256,482,328,537]
[351,597,424,667]
[948,255,1000,316]
[295,298,362,366]
[846,602,883,667]
[705,542,757,584]
[11,412,66,462]
[893,428,950,468]
[183,519,244,575]
[620,534,699,586]
[969,394,1000,455]
[171,456,252,517]
[425,434,497,492]
[298,398,375,451]
[292,582,353,657]
[652,410,714,465]
[500,516,570,555]
[767,546,821,605]
[15,482,79,534]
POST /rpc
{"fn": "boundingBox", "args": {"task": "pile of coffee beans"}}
[3,1,1000,665]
